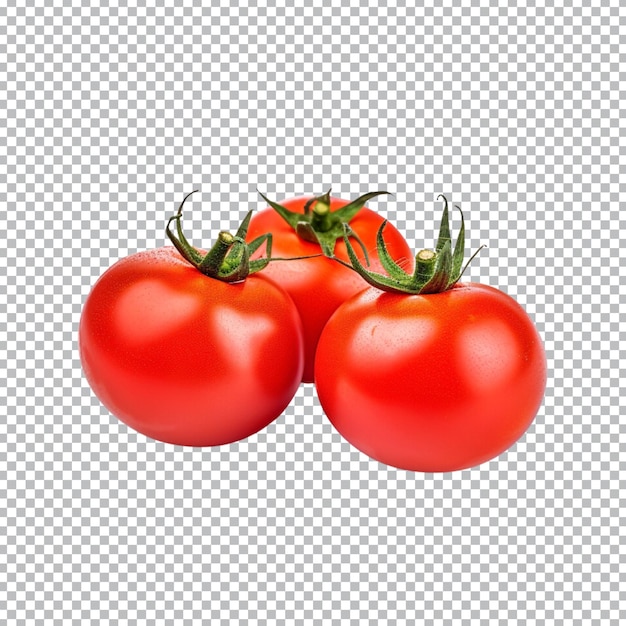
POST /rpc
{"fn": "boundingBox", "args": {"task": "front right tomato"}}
[314,196,547,472]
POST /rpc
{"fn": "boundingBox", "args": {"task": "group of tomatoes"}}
[79,189,547,472]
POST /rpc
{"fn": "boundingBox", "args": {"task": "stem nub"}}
[310,201,333,232]
[415,249,437,282]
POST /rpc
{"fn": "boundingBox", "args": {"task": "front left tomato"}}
[79,198,305,446]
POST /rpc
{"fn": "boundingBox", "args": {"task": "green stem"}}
[310,201,333,232]
[198,231,235,275]
[415,249,437,283]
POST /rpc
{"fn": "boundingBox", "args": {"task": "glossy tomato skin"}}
[314,283,547,472]
[79,247,304,446]
[247,196,413,382]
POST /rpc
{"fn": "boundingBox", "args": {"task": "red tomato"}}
[247,195,413,382]
[314,283,547,472]
[79,247,304,446]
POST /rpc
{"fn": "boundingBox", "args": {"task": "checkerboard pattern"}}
[2,0,624,623]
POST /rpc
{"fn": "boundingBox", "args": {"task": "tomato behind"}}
[247,196,413,382]
[79,247,304,446]
[314,283,547,472]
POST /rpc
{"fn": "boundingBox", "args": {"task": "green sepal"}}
[336,195,483,295]
[419,240,452,294]
[451,208,465,280]
[330,190,392,224]
[166,190,205,266]
[258,188,391,259]
[375,219,408,280]
[257,190,303,231]
[340,225,414,294]
[435,194,451,252]
[166,191,318,283]
[213,236,252,282]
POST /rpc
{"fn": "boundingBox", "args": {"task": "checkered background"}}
[1,0,623,624]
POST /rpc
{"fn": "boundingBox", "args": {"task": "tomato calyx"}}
[337,194,485,295]
[166,190,317,283]
[257,188,391,259]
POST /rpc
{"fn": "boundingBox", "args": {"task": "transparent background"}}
[1,0,624,624]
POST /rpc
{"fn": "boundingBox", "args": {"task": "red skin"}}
[247,196,414,382]
[314,283,547,472]
[79,247,304,446]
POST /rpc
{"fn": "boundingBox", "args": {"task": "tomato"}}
[314,283,546,472]
[79,196,304,446]
[314,195,547,472]
[246,192,413,382]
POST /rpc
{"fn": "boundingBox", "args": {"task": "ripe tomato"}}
[314,283,546,472]
[315,195,547,472]
[79,199,305,447]
[246,192,413,382]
